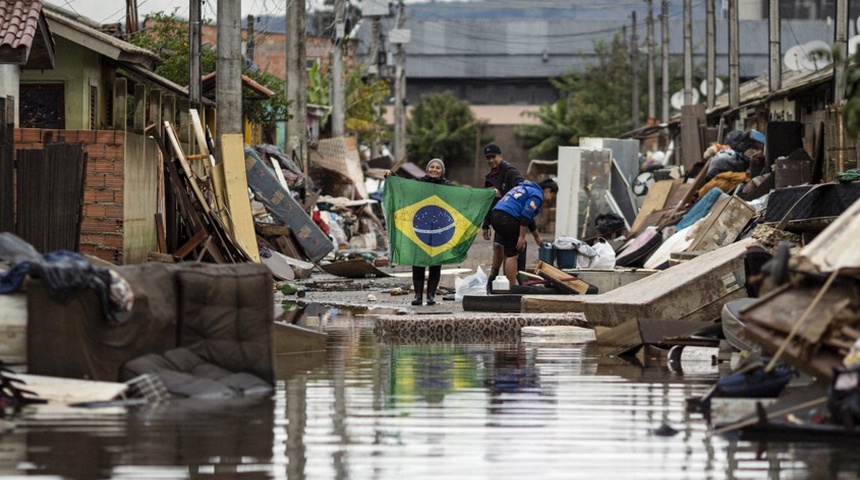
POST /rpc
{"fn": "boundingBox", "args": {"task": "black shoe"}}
[426,295,436,306]
[411,295,423,306]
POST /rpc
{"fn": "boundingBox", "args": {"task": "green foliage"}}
[130,10,291,138]
[307,62,391,146]
[839,48,860,137]
[344,64,391,146]
[130,10,217,86]
[405,91,487,167]
[516,33,701,159]
[243,69,292,143]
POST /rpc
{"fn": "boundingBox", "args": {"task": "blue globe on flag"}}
[413,205,455,247]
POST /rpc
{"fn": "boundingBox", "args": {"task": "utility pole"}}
[707,0,716,108]
[189,0,202,111]
[332,0,346,137]
[126,0,138,33]
[729,0,740,109]
[647,0,655,122]
[631,11,639,130]
[393,0,406,163]
[247,15,255,64]
[661,0,669,122]
[835,0,848,104]
[768,0,781,93]
[216,0,242,149]
[683,0,692,105]
[286,0,308,173]
[368,16,382,157]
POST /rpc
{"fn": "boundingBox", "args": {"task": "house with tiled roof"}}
[0,0,54,125]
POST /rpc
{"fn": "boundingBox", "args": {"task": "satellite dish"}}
[799,40,832,70]
[699,78,724,97]
[670,89,700,110]
[784,44,805,70]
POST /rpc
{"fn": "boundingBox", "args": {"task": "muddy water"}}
[2,308,858,479]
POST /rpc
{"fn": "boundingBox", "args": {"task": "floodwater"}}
[3,308,860,479]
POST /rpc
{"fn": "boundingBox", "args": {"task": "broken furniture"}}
[27,262,276,397]
[521,238,754,327]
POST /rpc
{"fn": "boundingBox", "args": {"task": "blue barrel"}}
[539,242,555,265]
[555,248,577,269]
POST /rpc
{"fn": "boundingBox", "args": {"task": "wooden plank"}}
[163,120,209,213]
[0,97,13,233]
[270,155,290,190]
[630,179,674,235]
[257,224,292,237]
[535,260,594,295]
[211,162,231,233]
[174,229,208,259]
[220,133,260,262]
[154,213,167,253]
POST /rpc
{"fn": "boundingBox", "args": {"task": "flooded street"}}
[2,308,858,479]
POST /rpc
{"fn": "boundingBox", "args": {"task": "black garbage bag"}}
[595,213,625,235]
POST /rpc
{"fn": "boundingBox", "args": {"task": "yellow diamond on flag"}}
[393,194,481,258]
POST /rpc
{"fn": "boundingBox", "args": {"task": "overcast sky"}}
[45,0,444,26]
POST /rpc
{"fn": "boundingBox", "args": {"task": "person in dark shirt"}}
[384,158,454,305]
[479,143,541,291]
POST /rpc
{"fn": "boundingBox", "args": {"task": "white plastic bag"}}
[589,238,616,269]
[454,266,487,301]
[575,237,616,269]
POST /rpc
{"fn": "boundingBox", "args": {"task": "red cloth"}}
[312,211,330,235]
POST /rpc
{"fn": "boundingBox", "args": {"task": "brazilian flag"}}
[383,176,494,267]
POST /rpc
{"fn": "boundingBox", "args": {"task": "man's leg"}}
[487,241,504,293]
[516,243,527,280]
[504,255,519,287]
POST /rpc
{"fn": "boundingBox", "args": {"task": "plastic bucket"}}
[555,248,577,269]
[539,242,555,265]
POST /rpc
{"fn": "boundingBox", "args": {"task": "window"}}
[19,84,64,129]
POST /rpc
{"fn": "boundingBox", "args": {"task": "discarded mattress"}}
[122,347,272,399]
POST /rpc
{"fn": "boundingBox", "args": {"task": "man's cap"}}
[483,143,501,157]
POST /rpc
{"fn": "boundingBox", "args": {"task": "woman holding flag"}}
[383,158,454,305]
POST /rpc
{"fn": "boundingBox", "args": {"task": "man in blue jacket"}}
[490,179,559,289]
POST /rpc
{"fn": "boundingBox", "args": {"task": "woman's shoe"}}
[411,294,423,306]
[426,294,436,306]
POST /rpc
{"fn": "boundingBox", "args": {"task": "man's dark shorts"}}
[490,210,521,258]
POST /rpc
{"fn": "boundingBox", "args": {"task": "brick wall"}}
[14,128,125,264]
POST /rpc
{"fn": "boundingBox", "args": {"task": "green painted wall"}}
[20,37,101,130]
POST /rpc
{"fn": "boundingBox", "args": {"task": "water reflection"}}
[4,307,860,479]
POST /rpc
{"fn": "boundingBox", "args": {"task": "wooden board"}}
[221,133,260,262]
[630,179,674,235]
[535,260,595,295]
[163,121,209,213]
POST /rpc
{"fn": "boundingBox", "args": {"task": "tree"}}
[307,62,390,147]
[405,91,487,167]
[516,33,699,159]
[129,10,291,139]
[129,11,217,86]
